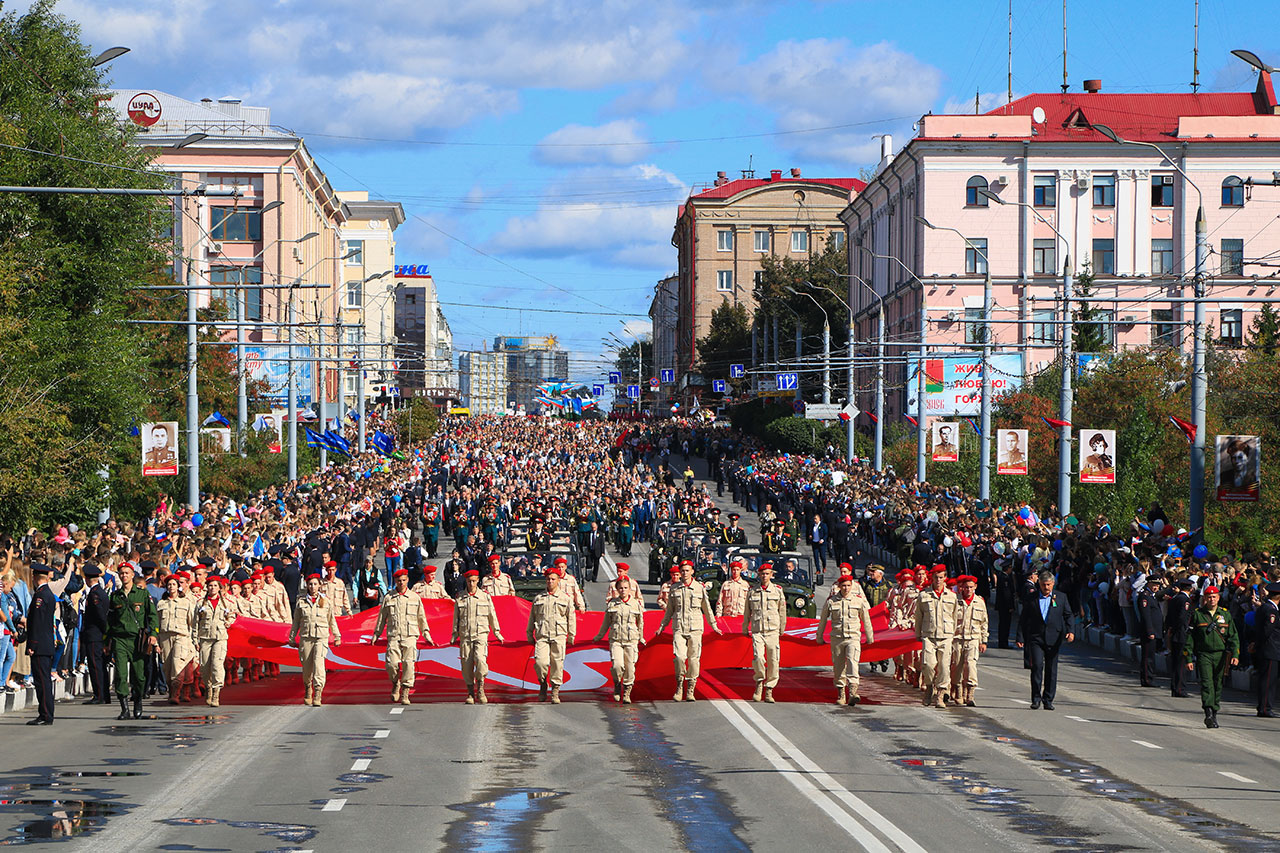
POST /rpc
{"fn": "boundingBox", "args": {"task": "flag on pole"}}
[965,417,981,434]
[866,412,878,424]
[1168,414,1196,443]
[903,413,918,428]
[252,534,265,558]
[1041,416,1072,429]
[202,411,231,428]
[346,408,360,423]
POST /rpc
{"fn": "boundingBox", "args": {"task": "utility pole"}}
[1190,206,1208,540]
[236,281,248,457]
[978,257,993,501]
[287,286,297,482]
[1059,252,1074,516]
[185,264,200,510]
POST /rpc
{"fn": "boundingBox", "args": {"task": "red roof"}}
[976,81,1278,143]
[688,176,865,201]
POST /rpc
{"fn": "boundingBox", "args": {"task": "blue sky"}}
[20,0,1280,381]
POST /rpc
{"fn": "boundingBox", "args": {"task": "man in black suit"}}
[1165,578,1194,697]
[1017,568,1075,710]
[26,563,70,725]
[80,564,112,705]
[586,521,605,582]
[1255,582,1280,717]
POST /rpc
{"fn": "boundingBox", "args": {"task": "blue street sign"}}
[712,379,727,393]
[776,372,798,391]
[626,384,640,400]
[608,371,621,385]
[660,368,674,383]
[730,363,745,379]
[592,384,604,396]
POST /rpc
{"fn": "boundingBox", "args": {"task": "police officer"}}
[816,571,874,706]
[108,562,158,720]
[195,577,236,708]
[1254,582,1280,718]
[289,573,342,706]
[527,567,576,703]
[744,562,787,702]
[373,568,434,705]
[1166,578,1195,697]
[594,576,646,703]
[1136,573,1165,688]
[915,565,957,708]
[1184,585,1239,728]
[653,560,722,702]
[24,564,70,726]
[80,564,112,705]
[452,569,504,704]
[716,559,750,620]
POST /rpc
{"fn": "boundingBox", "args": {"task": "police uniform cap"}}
[83,563,102,578]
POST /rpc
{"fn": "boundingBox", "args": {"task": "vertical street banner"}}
[931,421,959,461]
[199,427,231,453]
[1078,429,1116,484]
[256,412,284,454]
[141,421,179,476]
[1216,435,1260,502]
[996,429,1028,475]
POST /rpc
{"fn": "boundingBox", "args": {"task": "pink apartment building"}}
[840,72,1280,423]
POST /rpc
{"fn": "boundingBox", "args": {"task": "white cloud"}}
[621,318,653,338]
[535,120,651,166]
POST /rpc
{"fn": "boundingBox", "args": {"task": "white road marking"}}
[1011,698,1031,705]
[322,798,347,812]
[1064,715,1089,722]
[389,707,405,715]
[1218,771,1258,784]
[1131,740,1162,750]
[374,729,390,738]
[351,759,371,771]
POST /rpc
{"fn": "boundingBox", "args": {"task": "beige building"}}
[459,350,508,414]
[668,169,863,384]
[337,192,404,410]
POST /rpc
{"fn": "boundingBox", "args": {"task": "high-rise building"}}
[393,264,458,409]
[492,336,569,412]
[458,351,507,414]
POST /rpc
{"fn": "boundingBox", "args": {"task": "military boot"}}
[313,688,323,707]
[304,686,314,706]
[400,687,412,705]
[613,680,621,701]
[539,679,548,702]
[550,687,560,705]
[622,685,632,704]
[477,687,488,705]
[117,696,131,720]
[464,687,475,705]
[210,688,220,708]
[131,692,144,719]
[836,686,847,706]
[673,678,685,701]
[392,684,402,704]
[685,679,697,702]
[763,687,775,703]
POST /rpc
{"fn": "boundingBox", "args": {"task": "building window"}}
[1097,309,1117,347]
[965,176,989,206]
[1031,308,1057,344]
[1033,175,1056,207]
[1092,238,1115,275]
[964,238,988,275]
[716,230,733,251]
[754,230,770,252]
[346,279,363,308]
[790,230,809,253]
[1221,238,1244,275]
[1151,174,1174,207]
[1151,239,1174,275]
[964,307,985,345]
[753,270,764,286]
[209,266,263,321]
[1152,309,1179,347]
[209,208,262,241]
[716,270,733,292]
[1220,309,1243,346]
[1222,176,1245,207]
[1033,239,1057,275]
[345,239,364,265]
[1092,174,1116,207]
[828,230,846,249]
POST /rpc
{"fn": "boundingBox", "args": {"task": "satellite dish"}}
[1032,106,1046,124]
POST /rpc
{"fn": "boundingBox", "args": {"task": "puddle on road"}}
[605,705,750,852]
[444,788,566,851]
[0,766,143,846]
[160,817,316,845]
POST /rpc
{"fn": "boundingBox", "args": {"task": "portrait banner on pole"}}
[931,421,959,461]
[1216,435,1260,502]
[141,421,179,476]
[1078,428,1116,484]
[996,429,1028,475]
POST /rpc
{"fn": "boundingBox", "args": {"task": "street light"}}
[979,187,1076,517]
[91,46,130,67]
[1091,122,1208,542]
[173,133,208,150]
[353,270,394,452]
[1231,49,1278,74]
[828,268,886,470]
[786,285,830,404]
[916,216,995,503]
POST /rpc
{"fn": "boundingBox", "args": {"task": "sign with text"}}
[804,403,842,420]
[905,354,1023,416]
[245,345,313,404]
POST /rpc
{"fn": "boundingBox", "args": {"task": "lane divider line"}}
[351,759,371,771]
[374,729,390,739]
[1131,740,1162,750]
[1064,715,1090,723]
[322,798,347,812]
[390,708,405,715]
[1218,771,1258,785]
[1011,699,1031,705]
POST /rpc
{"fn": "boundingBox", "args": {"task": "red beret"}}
[554,557,568,566]
[393,568,409,579]
[680,559,693,568]
[424,565,437,573]
[306,573,322,581]
[488,554,502,564]
[190,581,203,591]
[895,570,913,581]
[465,569,480,577]
[839,562,854,573]
[228,579,243,588]
[206,575,223,585]
[616,562,629,574]
[838,573,854,583]
[324,560,337,568]
[730,559,745,568]
[669,567,681,577]
[548,567,564,578]
[931,565,948,576]
[1203,585,1219,595]
[759,561,773,572]
[957,575,977,584]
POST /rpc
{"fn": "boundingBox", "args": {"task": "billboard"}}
[931,422,959,462]
[1078,428,1116,484]
[1216,435,1260,502]
[996,429,1028,475]
[905,354,1023,416]
[141,421,179,476]
[199,427,231,454]
[244,346,313,404]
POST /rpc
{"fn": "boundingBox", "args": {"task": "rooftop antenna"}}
[742,154,755,180]
[1061,0,1069,94]
[1191,0,1201,92]
[1008,0,1014,108]
[975,89,981,114]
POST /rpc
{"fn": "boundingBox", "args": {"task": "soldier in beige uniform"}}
[411,565,449,600]
[553,557,587,612]
[526,568,576,703]
[914,565,958,707]
[744,562,788,702]
[373,568,434,704]
[817,572,875,705]
[716,560,750,619]
[452,569,504,704]
[653,561,722,701]
[657,566,682,608]
[593,577,646,702]
[481,555,516,596]
[322,560,352,616]
[289,573,342,706]
[157,576,198,704]
[827,562,868,602]
[194,577,237,707]
[951,575,988,706]
[605,562,642,603]
[886,569,920,684]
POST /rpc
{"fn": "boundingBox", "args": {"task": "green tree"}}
[614,338,653,381]
[1072,263,1108,354]
[1250,303,1280,357]
[395,399,440,444]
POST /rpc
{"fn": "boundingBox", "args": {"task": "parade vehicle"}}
[678,526,715,560]
[696,547,818,618]
[653,520,689,554]
[502,548,585,602]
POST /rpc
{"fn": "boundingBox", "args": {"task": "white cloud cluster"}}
[535,120,651,166]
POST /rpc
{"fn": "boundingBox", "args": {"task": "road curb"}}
[1,671,91,717]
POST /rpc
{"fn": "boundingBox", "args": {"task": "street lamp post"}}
[786,286,830,404]
[1093,123,1207,541]
[826,269,884,469]
[355,271,392,452]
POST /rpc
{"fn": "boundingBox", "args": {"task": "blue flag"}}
[202,411,231,428]
[371,430,395,456]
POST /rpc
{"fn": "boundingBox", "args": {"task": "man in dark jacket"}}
[1017,569,1076,710]
[80,564,112,705]
[1136,574,1165,687]
[1165,578,1194,697]
[1252,582,1280,718]
[25,564,70,725]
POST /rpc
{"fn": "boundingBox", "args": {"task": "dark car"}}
[504,548,583,602]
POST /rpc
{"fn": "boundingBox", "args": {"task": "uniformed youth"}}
[289,573,342,706]
[593,576,646,703]
[323,560,352,616]
[156,575,198,705]
[1184,585,1239,728]
[526,567,576,703]
[195,576,236,707]
[716,560,750,619]
[653,560,722,702]
[915,565,957,708]
[373,568,434,705]
[951,575,988,707]
[744,562,787,702]
[411,565,449,600]
[452,569,504,704]
[816,572,874,705]
[605,562,641,602]
[482,555,516,596]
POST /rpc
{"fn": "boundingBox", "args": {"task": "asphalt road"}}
[3,458,1278,851]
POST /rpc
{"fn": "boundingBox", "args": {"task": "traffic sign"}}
[840,403,860,421]
[649,377,659,390]
[592,384,604,396]
[730,363,745,379]
[660,368,674,383]
[626,384,640,400]
[793,400,805,414]
[804,403,842,420]
[388,386,401,398]
[712,379,727,393]
[775,372,798,391]
[608,371,621,384]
